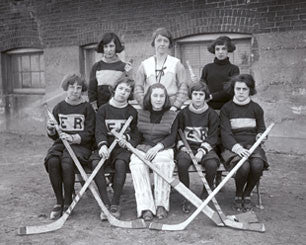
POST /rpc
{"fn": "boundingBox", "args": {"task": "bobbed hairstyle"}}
[207,36,236,54]
[189,82,210,100]
[96,32,124,54]
[143,83,171,111]
[61,73,87,92]
[111,76,135,100]
[227,74,257,96]
[151,27,174,48]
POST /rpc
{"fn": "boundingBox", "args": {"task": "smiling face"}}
[154,34,170,55]
[67,82,83,101]
[150,87,166,111]
[215,44,228,60]
[113,82,132,103]
[103,40,116,59]
[191,91,206,109]
[234,81,250,102]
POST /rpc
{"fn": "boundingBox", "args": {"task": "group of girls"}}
[44,27,268,222]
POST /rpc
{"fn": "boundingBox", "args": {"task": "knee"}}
[61,158,74,174]
[114,160,127,173]
[202,159,218,174]
[47,157,61,172]
[236,161,250,176]
[251,158,264,175]
[176,157,191,171]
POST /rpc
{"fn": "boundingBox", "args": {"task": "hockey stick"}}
[150,123,275,231]
[178,129,259,227]
[18,113,145,235]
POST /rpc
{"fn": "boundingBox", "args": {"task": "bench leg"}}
[256,179,264,209]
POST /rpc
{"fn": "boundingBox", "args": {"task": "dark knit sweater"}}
[88,60,127,108]
[177,106,219,152]
[137,109,178,148]
[220,100,266,150]
[200,57,240,110]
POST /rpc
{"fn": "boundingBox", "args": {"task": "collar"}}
[214,57,230,65]
[65,97,85,105]
[233,96,251,105]
[188,102,209,114]
[109,97,128,108]
[102,55,120,63]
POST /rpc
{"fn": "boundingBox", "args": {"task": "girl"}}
[220,74,268,211]
[92,78,138,220]
[200,36,240,110]
[45,74,95,220]
[130,83,178,221]
[88,32,133,111]
[176,82,220,213]
[134,27,188,111]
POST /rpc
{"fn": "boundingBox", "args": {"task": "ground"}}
[0,132,305,245]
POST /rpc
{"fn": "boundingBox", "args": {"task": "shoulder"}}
[220,100,234,112]
[250,100,264,112]
[167,55,180,63]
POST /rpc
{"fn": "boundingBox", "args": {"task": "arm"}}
[200,110,220,152]
[88,63,99,110]
[160,115,179,149]
[220,106,238,150]
[47,106,60,141]
[176,110,186,151]
[134,63,146,108]
[76,104,96,145]
[95,107,108,149]
[127,109,142,147]
[255,104,267,140]
[173,62,188,109]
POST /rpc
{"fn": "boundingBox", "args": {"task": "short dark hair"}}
[111,77,135,100]
[96,32,124,54]
[151,27,174,48]
[61,73,87,92]
[143,83,171,111]
[207,36,236,54]
[227,74,257,96]
[189,82,210,100]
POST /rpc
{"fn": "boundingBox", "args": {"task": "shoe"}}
[100,205,110,221]
[156,206,168,220]
[243,196,253,212]
[142,210,154,221]
[50,204,63,220]
[233,197,243,212]
[182,201,191,214]
[110,205,121,219]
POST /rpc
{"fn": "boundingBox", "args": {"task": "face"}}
[113,82,131,103]
[191,91,206,109]
[154,34,170,55]
[215,44,228,60]
[150,88,166,111]
[103,40,116,59]
[234,81,250,102]
[67,82,82,101]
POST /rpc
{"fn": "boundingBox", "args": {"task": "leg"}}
[91,159,111,206]
[201,158,219,189]
[111,159,127,205]
[61,157,75,207]
[130,152,155,218]
[153,149,175,218]
[243,158,264,197]
[176,151,192,188]
[46,156,64,219]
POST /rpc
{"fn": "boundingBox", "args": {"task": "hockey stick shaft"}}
[186,60,196,78]
[158,123,274,231]
[111,131,223,225]
[178,129,227,222]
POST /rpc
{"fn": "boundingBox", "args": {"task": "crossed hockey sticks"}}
[112,123,274,232]
[178,129,260,227]
[18,112,145,235]
[150,123,274,231]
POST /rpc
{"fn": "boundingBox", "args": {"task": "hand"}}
[99,145,110,159]
[47,119,55,130]
[191,75,199,83]
[206,94,213,102]
[194,151,204,162]
[236,147,250,158]
[170,106,178,112]
[91,101,98,112]
[180,146,188,153]
[118,135,127,148]
[124,62,133,72]
[145,144,163,161]
[59,132,73,142]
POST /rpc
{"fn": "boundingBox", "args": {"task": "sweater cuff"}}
[197,148,207,155]
[97,141,108,149]
[200,142,212,152]
[47,128,56,136]
[177,140,184,150]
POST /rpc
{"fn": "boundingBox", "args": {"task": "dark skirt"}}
[221,146,269,171]
[44,142,91,172]
[176,149,220,167]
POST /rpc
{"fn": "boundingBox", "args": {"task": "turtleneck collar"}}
[233,96,251,105]
[214,57,230,65]
[188,102,209,114]
[65,97,85,106]
[109,97,128,108]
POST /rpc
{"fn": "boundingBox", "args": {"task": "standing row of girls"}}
[44,28,268,222]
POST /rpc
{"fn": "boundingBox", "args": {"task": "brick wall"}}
[1,0,306,51]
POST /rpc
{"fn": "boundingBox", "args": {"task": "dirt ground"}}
[1,132,306,245]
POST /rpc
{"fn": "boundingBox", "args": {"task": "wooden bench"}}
[75,163,265,209]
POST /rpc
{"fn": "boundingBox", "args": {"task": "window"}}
[175,33,252,80]
[3,48,45,94]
